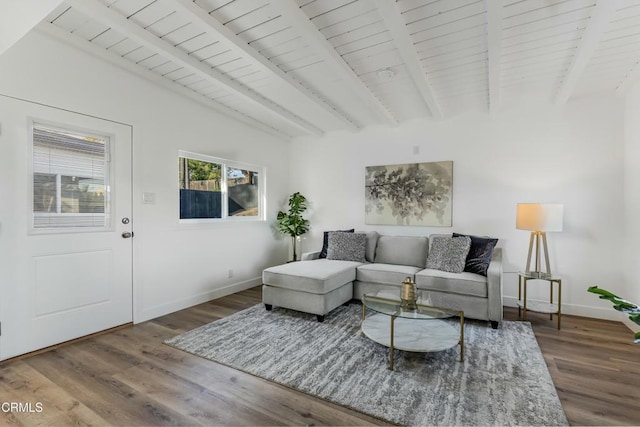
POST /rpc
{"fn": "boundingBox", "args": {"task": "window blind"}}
[32,124,110,229]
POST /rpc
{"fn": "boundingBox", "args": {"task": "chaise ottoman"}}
[262,259,361,322]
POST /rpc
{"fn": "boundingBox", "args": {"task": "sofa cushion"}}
[327,232,367,263]
[319,228,354,258]
[365,231,379,262]
[356,263,422,285]
[318,228,355,258]
[374,236,428,268]
[453,233,498,277]
[425,235,471,273]
[262,259,361,294]
[415,268,487,298]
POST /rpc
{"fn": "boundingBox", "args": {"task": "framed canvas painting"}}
[365,161,453,226]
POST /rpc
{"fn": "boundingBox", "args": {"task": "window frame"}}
[178,150,265,223]
[28,118,114,235]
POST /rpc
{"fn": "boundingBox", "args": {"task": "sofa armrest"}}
[486,247,503,322]
[301,251,321,261]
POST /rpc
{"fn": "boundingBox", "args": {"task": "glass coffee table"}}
[361,294,464,371]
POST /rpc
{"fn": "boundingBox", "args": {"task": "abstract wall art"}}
[365,161,453,226]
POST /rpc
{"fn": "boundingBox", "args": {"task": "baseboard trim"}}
[138,277,261,323]
[503,296,622,321]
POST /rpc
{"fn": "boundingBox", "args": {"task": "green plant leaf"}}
[587,285,620,299]
[588,285,640,344]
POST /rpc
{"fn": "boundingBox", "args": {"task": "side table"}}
[517,271,562,329]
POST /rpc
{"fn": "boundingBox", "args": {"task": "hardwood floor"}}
[1,287,638,426]
[502,307,640,426]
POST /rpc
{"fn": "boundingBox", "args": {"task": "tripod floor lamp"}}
[516,203,564,276]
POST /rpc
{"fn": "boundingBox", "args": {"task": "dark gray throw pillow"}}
[426,235,472,273]
[326,232,367,263]
[453,233,498,277]
[319,228,354,258]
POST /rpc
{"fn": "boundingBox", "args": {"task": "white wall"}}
[624,83,640,333]
[290,97,627,320]
[0,30,291,323]
[0,0,62,55]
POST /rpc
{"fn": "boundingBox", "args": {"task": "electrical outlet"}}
[228,269,233,278]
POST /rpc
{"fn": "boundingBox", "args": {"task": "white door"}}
[0,95,133,360]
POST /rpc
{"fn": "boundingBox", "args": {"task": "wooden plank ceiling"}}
[39,0,640,138]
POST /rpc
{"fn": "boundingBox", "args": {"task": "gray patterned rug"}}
[165,303,567,426]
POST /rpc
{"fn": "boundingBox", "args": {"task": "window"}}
[32,123,110,229]
[178,151,264,221]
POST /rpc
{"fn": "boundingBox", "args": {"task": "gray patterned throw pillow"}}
[326,232,367,263]
[426,235,472,273]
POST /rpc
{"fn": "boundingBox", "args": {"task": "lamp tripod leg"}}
[526,232,535,273]
[541,232,551,274]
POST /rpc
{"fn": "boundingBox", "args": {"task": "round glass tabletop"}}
[362,294,456,320]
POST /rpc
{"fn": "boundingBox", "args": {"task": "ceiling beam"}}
[555,0,618,104]
[37,22,293,140]
[279,0,397,126]
[485,0,502,114]
[374,0,443,120]
[65,0,323,136]
[173,0,359,131]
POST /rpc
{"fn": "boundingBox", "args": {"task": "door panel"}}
[34,250,112,316]
[0,95,133,360]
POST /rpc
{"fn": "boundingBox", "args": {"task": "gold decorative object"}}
[401,276,417,310]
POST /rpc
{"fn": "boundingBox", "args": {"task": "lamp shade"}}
[516,203,563,232]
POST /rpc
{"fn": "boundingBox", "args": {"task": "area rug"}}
[165,304,568,426]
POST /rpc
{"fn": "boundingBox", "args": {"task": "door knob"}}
[122,231,133,238]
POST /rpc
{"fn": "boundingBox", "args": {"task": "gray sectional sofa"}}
[262,232,503,328]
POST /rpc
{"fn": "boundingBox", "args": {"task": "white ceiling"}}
[38,0,640,138]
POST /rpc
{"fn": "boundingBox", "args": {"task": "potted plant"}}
[277,192,310,261]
